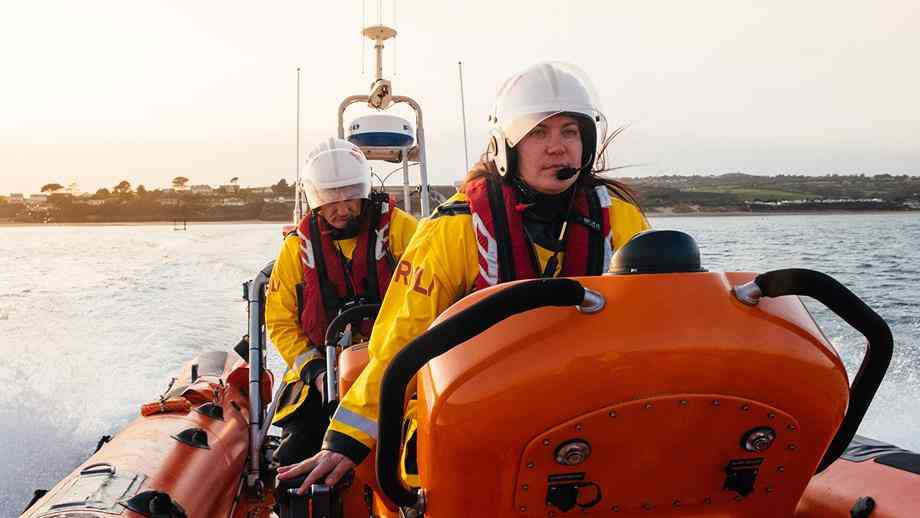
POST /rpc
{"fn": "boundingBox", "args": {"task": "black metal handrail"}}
[750,268,893,473]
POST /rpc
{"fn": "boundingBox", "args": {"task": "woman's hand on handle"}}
[276,449,357,495]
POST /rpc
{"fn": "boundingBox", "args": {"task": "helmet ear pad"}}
[487,127,513,176]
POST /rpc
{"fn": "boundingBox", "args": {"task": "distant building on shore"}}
[378,185,456,216]
[8,193,25,204]
[27,194,48,205]
[190,184,214,195]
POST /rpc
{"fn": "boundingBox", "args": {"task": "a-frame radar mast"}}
[336,24,432,217]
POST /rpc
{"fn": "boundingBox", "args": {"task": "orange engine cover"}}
[415,272,849,517]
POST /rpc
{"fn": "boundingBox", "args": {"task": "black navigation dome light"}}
[610,230,706,274]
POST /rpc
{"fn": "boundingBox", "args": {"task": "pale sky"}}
[1,0,918,195]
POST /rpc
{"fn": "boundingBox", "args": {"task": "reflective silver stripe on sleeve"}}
[334,407,379,439]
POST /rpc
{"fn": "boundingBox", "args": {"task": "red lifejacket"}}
[466,177,612,290]
[297,194,397,346]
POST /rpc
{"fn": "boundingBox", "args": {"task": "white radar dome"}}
[347,114,415,148]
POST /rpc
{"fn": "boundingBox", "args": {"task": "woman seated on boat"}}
[278,62,649,490]
[266,137,418,466]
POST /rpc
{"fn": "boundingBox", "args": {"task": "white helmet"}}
[487,62,607,175]
[302,137,372,209]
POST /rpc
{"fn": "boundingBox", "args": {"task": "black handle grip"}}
[376,278,588,508]
[324,304,382,348]
[323,303,382,413]
[754,268,893,473]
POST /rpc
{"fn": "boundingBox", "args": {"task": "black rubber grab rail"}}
[376,278,588,508]
[752,268,893,473]
[323,303,381,411]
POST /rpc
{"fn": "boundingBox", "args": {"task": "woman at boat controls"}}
[277,62,649,492]
[266,137,418,466]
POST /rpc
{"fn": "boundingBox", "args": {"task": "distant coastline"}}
[3,173,918,224]
[644,208,919,217]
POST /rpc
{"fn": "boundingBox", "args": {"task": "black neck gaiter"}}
[512,177,574,250]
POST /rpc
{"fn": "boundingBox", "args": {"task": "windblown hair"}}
[460,125,643,209]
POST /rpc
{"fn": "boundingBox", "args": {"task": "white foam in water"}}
[0,393,103,514]
[2,217,919,516]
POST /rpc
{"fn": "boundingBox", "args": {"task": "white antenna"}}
[294,67,303,222]
[393,0,397,76]
[458,61,471,172]
[343,1,432,216]
[363,0,399,78]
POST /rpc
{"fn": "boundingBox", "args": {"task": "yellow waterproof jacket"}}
[324,189,649,461]
[266,207,418,424]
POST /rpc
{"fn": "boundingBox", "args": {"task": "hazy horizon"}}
[2,1,918,195]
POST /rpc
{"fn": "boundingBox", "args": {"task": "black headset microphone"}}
[555,162,589,181]
[554,167,578,181]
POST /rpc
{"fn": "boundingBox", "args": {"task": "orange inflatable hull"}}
[797,436,920,517]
